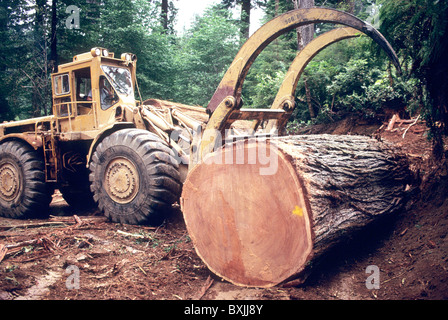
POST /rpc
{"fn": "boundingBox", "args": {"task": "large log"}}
[181,134,410,287]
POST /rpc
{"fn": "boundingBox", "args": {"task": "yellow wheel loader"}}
[0,8,401,225]
[0,49,194,225]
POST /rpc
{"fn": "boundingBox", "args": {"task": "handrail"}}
[54,100,95,133]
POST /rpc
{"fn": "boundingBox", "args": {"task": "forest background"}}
[0,0,447,155]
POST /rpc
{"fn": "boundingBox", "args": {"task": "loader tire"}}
[89,129,181,225]
[0,141,53,219]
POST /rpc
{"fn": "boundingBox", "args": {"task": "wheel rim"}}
[0,161,21,202]
[104,157,140,204]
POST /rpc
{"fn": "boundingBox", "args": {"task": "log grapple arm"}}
[195,8,401,165]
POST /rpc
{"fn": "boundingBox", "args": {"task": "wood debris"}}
[384,114,426,137]
[0,215,108,263]
[402,115,421,139]
[0,244,6,263]
[194,276,214,300]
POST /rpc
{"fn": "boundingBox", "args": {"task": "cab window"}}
[54,74,70,95]
[74,68,93,113]
[97,76,118,110]
[101,65,133,97]
[74,68,92,101]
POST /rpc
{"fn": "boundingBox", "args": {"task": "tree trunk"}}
[32,0,47,117]
[426,22,448,158]
[292,0,315,118]
[49,0,58,73]
[161,0,169,31]
[304,78,315,118]
[240,0,251,40]
[292,0,314,50]
[181,134,410,287]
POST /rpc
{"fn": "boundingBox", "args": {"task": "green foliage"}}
[0,0,442,142]
[246,69,287,108]
[171,7,240,106]
[289,32,419,123]
[379,0,448,146]
[219,0,268,39]
[242,33,296,108]
[242,23,414,124]
[379,0,448,76]
[240,0,416,125]
[0,0,53,119]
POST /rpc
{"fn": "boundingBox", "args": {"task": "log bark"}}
[181,134,410,287]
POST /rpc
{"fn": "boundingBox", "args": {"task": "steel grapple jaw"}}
[192,8,402,166]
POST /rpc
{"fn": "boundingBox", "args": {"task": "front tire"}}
[89,129,181,225]
[0,141,53,219]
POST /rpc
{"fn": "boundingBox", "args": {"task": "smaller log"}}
[386,114,400,131]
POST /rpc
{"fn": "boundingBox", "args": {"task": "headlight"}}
[91,47,101,57]
[121,53,136,62]
[91,47,111,57]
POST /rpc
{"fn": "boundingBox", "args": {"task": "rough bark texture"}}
[275,134,410,257]
[181,134,410,287]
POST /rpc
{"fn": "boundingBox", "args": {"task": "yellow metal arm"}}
[206,8,401,116]
[194,8,401,166]
[263,27,362,134]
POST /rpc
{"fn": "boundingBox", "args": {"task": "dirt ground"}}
[1,116,447,301]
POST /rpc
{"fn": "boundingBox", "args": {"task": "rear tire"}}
[89,129,181,225]
[0,141,53,219]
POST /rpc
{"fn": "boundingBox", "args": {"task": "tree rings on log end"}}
[181,139,313,287]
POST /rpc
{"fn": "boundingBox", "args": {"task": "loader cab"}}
[51,47,137,138]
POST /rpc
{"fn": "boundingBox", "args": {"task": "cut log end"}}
[182,141,313,287]
[181,134,410,287]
